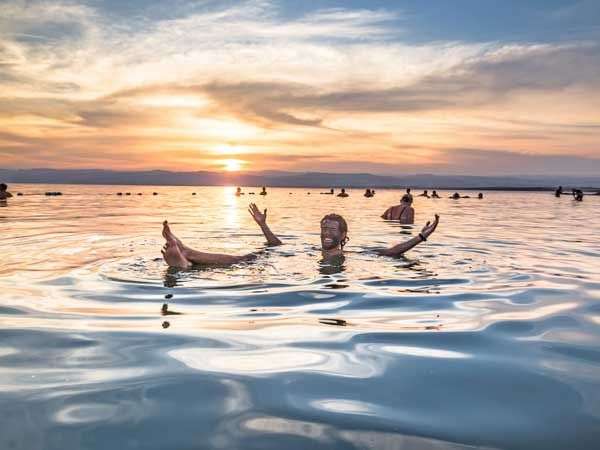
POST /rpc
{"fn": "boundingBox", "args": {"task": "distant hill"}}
[1,168,599,190]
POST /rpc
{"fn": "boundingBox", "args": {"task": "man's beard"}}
[321,236,341,250]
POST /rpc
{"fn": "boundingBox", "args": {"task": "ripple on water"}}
[2,188,600,450]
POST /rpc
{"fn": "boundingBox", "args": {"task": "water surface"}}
[1,185,600,449]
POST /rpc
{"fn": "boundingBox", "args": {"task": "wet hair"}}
[401,194,413,204]
[320,213,349,248]
[0,183,6,191]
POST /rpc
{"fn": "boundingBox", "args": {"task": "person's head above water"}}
[320,213,349,251]
[0,183,7,192]
[400,194,413,205]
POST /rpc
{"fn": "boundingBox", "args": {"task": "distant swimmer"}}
[260,186,267,196]
[0,183,13,201]
[432,190,440,198]
[381,194,414,224]
[450,192,460,199]
[478,193,484,199]
[235,187,244,196]
[572,189,584,201]
[161,203,440,269]
[418,190,430,198]
[364,189,374,198]
[337,188,349,197]
[321,188,334,195]
[555,186,563,197]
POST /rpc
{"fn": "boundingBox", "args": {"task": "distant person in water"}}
[321,188,334,195]
[572,189,584,201]
[418,190,429,198]
[478,193,484,199]
[0,183,13,201]
[161,203,439,268]
[235,187,243,196]
[555,186,563,197]
[405,188,413,202]
[260,186,267,196]
[337,188,349,197]
[364,189,374,198]
[381,194,414,224]
[450,192,460,199]
[432,190,440,198]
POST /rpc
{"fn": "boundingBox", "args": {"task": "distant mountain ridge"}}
[2,168,599,190]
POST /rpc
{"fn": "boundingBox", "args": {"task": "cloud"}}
[0,0,599,174]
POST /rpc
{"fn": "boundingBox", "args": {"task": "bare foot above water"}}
[161,240,191,269]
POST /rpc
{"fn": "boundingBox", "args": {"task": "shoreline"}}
[4,182,600,192]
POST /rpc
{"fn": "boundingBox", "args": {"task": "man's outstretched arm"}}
[248,203,282,246]
[377,214,439,257]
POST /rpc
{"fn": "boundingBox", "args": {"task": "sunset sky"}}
[1,0,599,175]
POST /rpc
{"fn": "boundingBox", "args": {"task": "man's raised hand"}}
[248,203,268,227]
[420,214,440,239]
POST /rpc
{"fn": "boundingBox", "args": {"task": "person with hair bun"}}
[381,194,415,224]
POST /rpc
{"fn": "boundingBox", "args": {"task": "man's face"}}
[320,219,345,250]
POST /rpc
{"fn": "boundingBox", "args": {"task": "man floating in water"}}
[161,203,439,268]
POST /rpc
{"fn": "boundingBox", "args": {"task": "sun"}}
[223,159,244,172]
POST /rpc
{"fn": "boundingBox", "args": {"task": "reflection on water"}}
[1,185,600,449]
